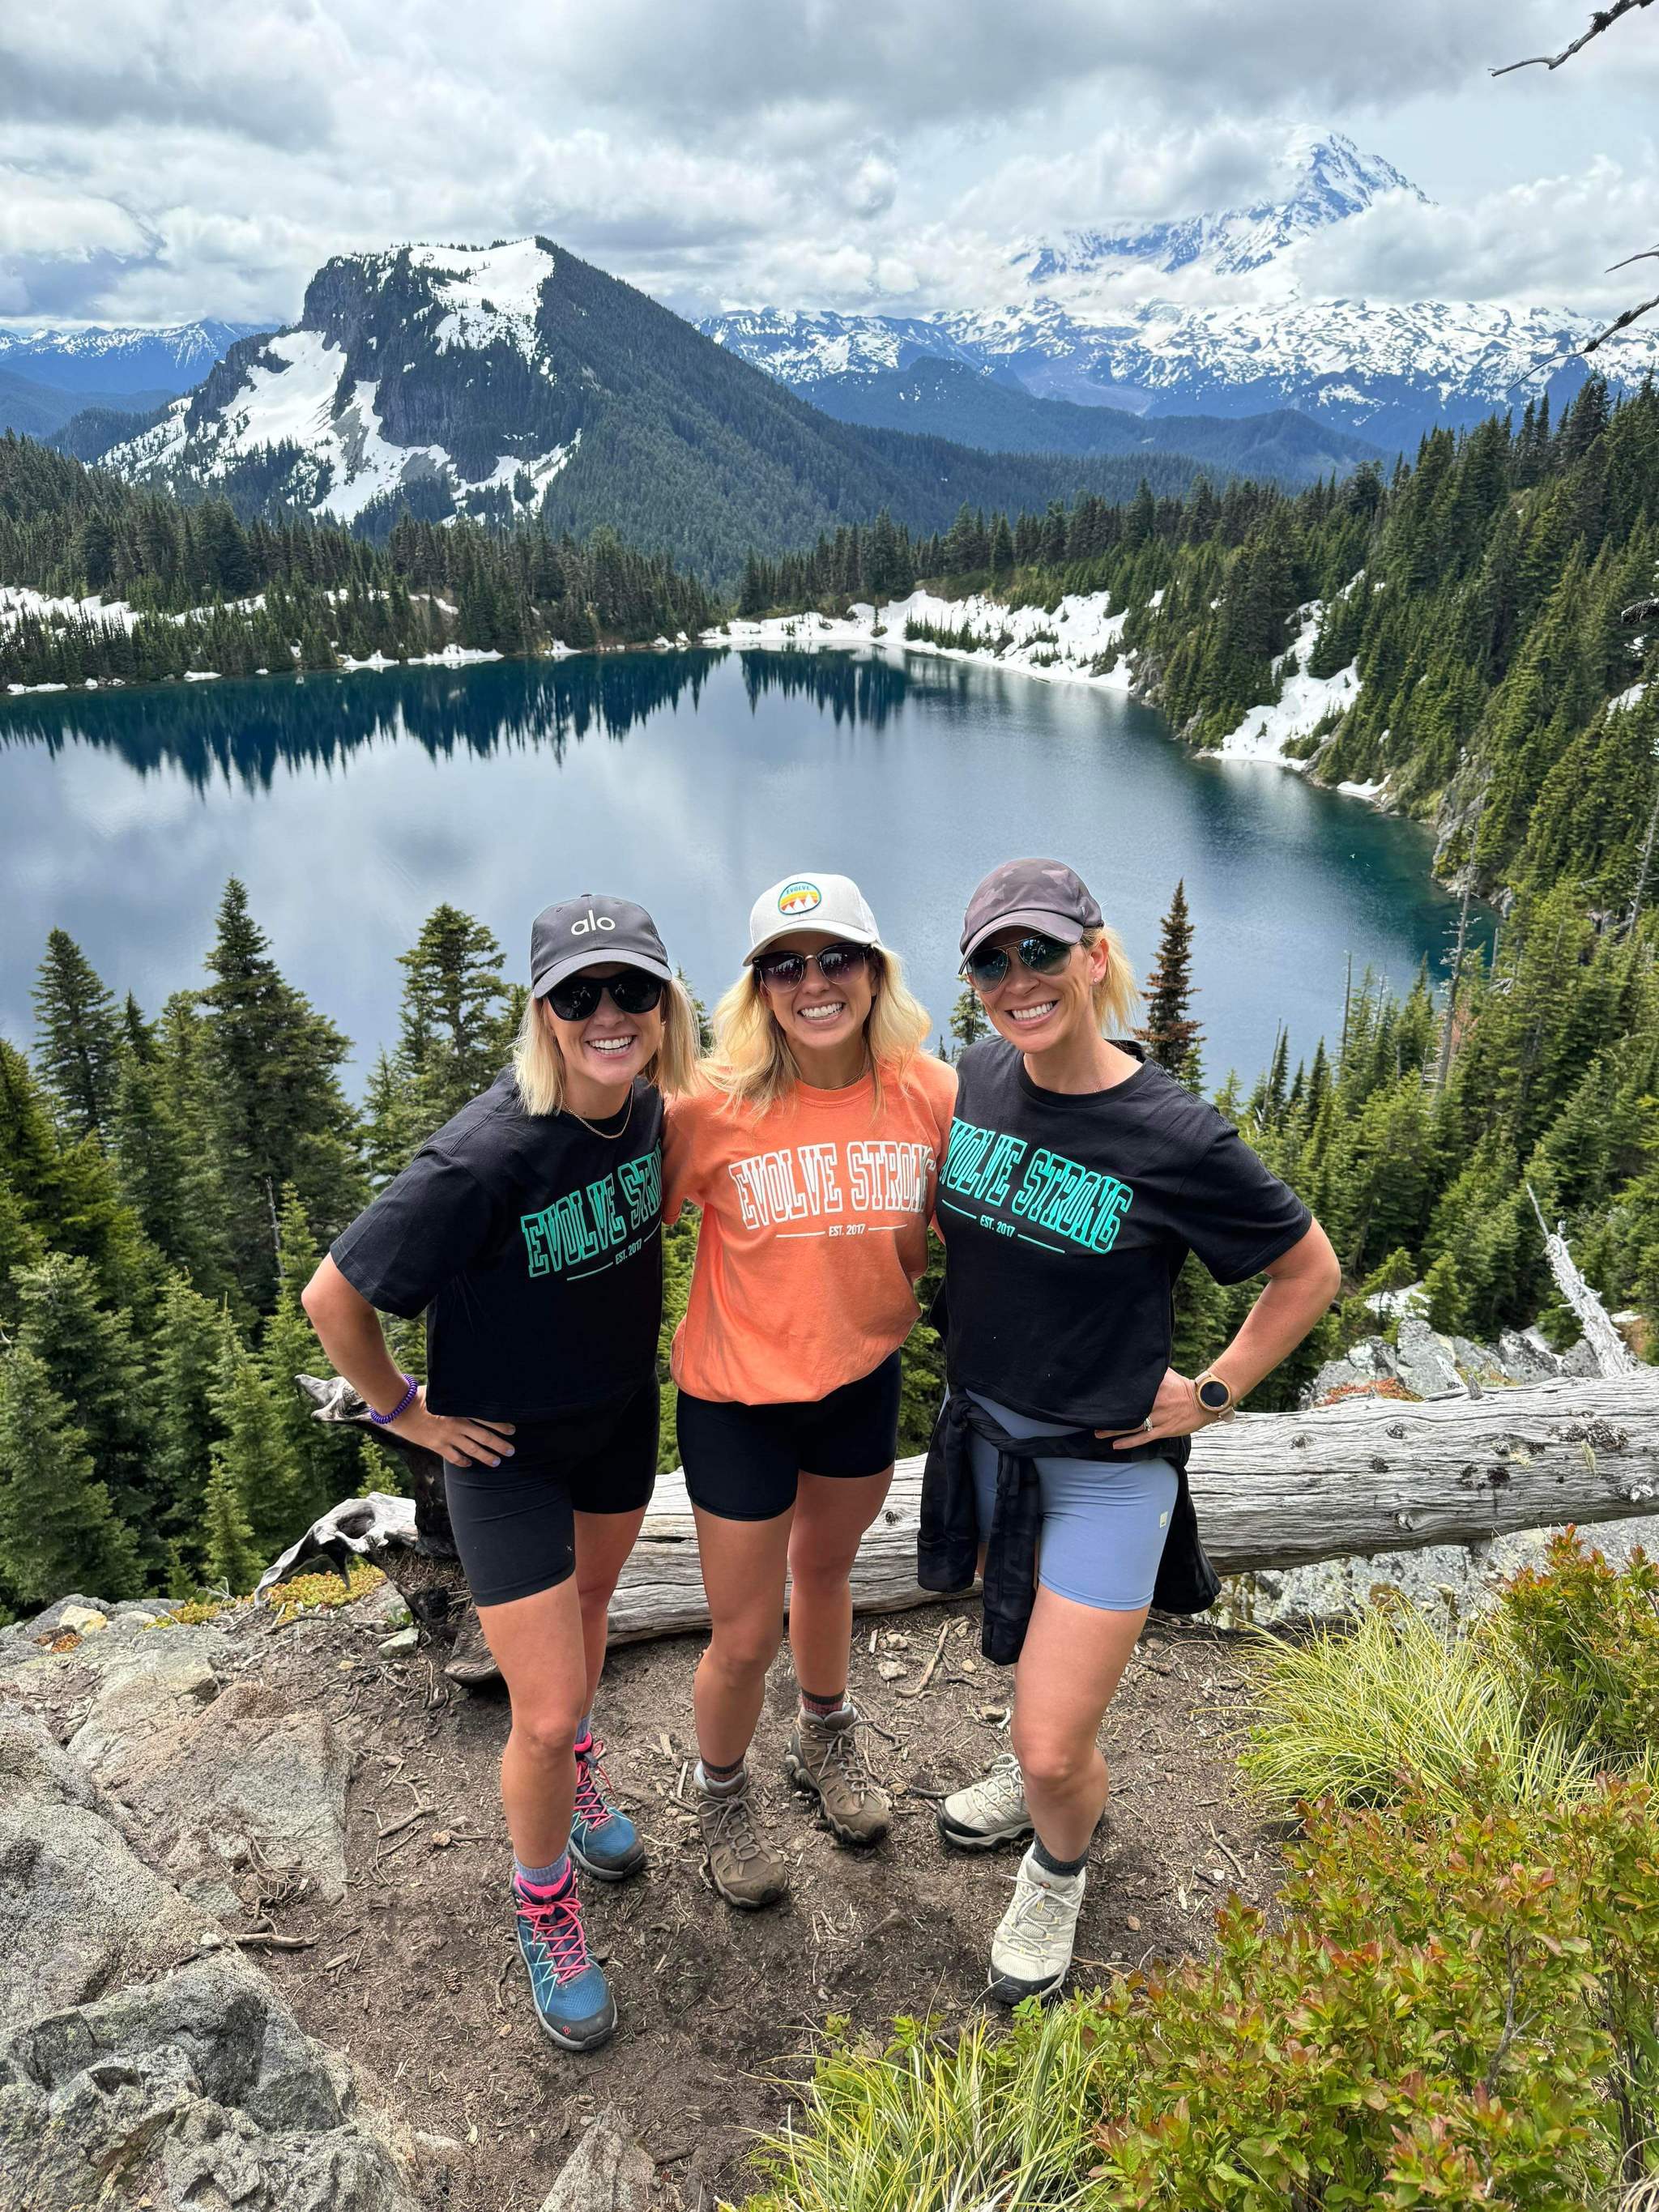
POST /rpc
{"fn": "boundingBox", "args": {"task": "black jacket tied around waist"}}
[917,1390,1221,1666]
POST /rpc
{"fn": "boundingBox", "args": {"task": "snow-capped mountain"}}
[0,319,262,397]
[700,133,1659,450]
[98,235,1244,575]
[1017,132,1426,287]
[104,242,582,526]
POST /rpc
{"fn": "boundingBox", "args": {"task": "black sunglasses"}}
[544,969,666,1021]
[752,942,875,991]
[961,932,1074,989]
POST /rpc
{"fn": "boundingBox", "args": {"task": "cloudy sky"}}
[3,0,1657,331]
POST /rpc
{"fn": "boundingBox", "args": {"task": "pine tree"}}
[949,984,989,1060]
[0,1348,141,1609]
[394,905,510,1144]
[150,1272,228,1579]
[14,1251,154,1536]
[1137,880,1204,1090]
[197,879,365,1306]
[31,929,123,1145]
[201,1451,261,1595]
[262,1187,353,1521]
[209,1314,309,1565]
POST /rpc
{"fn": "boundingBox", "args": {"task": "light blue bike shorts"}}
[965,1392,1179,1614]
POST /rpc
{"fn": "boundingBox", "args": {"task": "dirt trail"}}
[225,1594,1281,2208]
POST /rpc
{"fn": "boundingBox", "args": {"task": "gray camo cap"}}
[960,858,1103,961]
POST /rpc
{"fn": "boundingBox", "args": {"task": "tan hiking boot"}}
[696,1771,788,1909]
[784,1707,891,1846]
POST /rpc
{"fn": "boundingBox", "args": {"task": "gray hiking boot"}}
[937,1750,1032,1852]
[783,1707,891,1846]
[696,1771,789,1910]
[987,1848,1086,2006]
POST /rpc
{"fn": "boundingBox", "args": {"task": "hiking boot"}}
[987,1848,1086,2007]
[514,1877,616,2052]
[569,1733,645,1882]
[783,1706,890,1847]
[696,1770,789,1909]
[937,1750,1032,1853]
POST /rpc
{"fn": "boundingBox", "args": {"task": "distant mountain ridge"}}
[0,319,262,396]
[93,237,1251,579]
[797,356,1384,476]
[700,132,1659,450]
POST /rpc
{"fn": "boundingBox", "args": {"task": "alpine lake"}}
[1,646,1480,1087]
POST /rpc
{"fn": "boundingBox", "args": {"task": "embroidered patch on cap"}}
[778,880,822,914]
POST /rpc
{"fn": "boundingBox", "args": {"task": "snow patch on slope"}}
[412,240,555,356]
[105,325,577,525]
[1218,600,1359,762]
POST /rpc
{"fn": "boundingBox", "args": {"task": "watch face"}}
[1197,1378,1230,1413]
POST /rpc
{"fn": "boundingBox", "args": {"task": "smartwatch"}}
[1195,1370,1236,1418]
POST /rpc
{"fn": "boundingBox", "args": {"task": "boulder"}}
[540,2109,659,2212]
[55,1605,107,1636]
[113,1680,351,1911]
[1495,1328,1563,1383]
[1391,1316,1463,1400]
[0,1957,424,2212]
[67,1650,220,1781]
[0,1794,223,2035]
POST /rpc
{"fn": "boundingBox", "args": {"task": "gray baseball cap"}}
[530,893,673,997]
[960,858,1103,961]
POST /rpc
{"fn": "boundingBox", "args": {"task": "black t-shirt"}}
[330,1068,664,1421]
[937,1038,1311,1430]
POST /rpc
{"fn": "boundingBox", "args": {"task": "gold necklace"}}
[565,1088,634,1142]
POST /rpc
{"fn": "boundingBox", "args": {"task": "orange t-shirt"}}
[663,1055,958,1405]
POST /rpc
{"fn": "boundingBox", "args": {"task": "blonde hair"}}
[705,945,931,1114]
[1082,923,1140,1036]
[511,976,702,1116]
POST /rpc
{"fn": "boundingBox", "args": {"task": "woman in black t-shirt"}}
[302,895,698,2056]
[930,858,1340,2008]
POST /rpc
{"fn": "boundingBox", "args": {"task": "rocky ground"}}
[0,1581,1283,2210]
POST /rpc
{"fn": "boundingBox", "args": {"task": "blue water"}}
[0,647,1474,1087]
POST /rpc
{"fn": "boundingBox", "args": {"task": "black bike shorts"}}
[443,1379,659,1609]
[676,1351,902,1523]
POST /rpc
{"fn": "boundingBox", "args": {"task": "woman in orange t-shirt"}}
[663,872,956,1907]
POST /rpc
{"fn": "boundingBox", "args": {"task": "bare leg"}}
[572,1505,649,1717]
[787,1467,893,1698]
[691,1504,793,1768]
[476,1575,590,1868]
[1010,1584,1147,1862]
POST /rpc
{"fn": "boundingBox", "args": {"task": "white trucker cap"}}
[747,872,882,960]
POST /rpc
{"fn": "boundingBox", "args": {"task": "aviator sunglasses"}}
[544,969,666,1021]
[961,932,1074,989]
[752,942,875,991]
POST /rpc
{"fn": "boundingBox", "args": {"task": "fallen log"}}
[270,1374,1659,1660]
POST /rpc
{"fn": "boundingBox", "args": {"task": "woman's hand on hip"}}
[388,1387,516,1468]
[1096,1368,1211,1450]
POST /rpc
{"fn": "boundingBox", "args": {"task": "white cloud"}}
[0,0,1655,326]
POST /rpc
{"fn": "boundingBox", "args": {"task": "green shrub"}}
[1497,1532,1659,1774]
[743,1784,1659,2212]
[1239,1601,1594,1814]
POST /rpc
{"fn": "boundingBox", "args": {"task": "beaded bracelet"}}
[369,1374,419,1426]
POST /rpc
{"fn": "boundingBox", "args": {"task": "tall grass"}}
[744,2008,1102,2212]
[1238,1600,1598,1813]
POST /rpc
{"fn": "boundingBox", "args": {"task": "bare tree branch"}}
[1493,0,1654,75]
[1609,247,1659,271]
[1621,596,1659,625]
[1584,294,1659,352]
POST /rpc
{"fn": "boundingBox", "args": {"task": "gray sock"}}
[1032,1836,1089,1879]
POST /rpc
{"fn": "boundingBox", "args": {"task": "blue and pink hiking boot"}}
[569,1733,645,1882]
[513,1871,616,2052]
